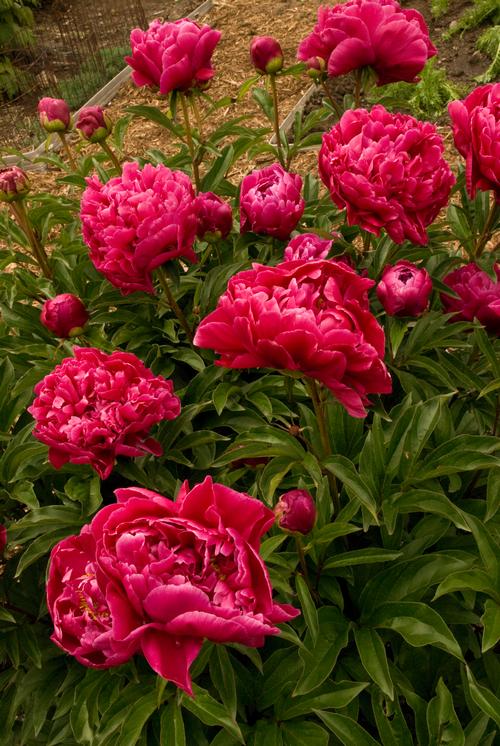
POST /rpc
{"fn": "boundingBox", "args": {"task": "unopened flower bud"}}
[377,260,432,317]
[41,294,89,338]
[306,56,327,80]
[38,97,72,133]
[195,191,233,241]
[275,489,316,535]
[0,167,30,203]
[76,106,113,143]
[250,36,284,75]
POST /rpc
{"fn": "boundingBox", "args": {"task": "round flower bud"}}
[38,97,72,133]
[40,294,90,338]
[250,36,284,75]
[0,166,30,203]
[240,163,305,241]
[376,260,432,317]
[195,191,233,241]
[76,106,112,143]
[275,490,316,535]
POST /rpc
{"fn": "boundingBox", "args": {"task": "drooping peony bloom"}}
[240,163,305,241]
[250,36,284,75]
[40,294,89,338]
[275,490,316,534]
[194,191,233,240]
[448,83,500,201]
[283,233,333,262]
[319,106,455,245]
[76,106,112,143]
[297,0,436,85]
[194,259,391,417]
[28,347,181,479]
[441,263,500,335]
[376,260,432,317]
[38,97,71,133]
[126,18,222,95]
[0,166,30,203]
[46,476,299,693]
[80,161,197,295]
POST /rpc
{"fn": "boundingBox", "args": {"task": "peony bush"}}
[0,3,499,745]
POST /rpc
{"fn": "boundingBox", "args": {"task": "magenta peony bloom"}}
[441,263,500,335]
[448,83,500,201]
[38,97,71,133]
[250,36,284,75]
[283,233,333,262]
[47,476,298,692]
[126,18,221,95]
[0,166,30,203]
[194,259,391,417]
[319,106,455,245]
[76,106,112,143]
[240,163,305,241]
[80,161,197,295]
[194,191,233,240]
[297,0,436,85]
[28,347,181,479]
[40,294,89,338]
[376,260,432,317]
[275,490,316,534]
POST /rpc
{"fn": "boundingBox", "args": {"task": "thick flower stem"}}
[306,378,340,515]
[321,80,343,119]
[157,266,194,343]
[180,93,201,192]
[10,201,52,278]
[57,132,77,171]
[99,140,122,172]
[475,199,499,258]
[269,74,285,167]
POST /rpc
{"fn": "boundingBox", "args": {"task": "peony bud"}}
[275,489,316,535]
[76,106,112,143]
[306,56,327,80]
[250,36,284,75]
[38,97,71,133]
[40,294,89,338]
[376,260,432,317]
[195,191,233,241]
[0,166,30,203]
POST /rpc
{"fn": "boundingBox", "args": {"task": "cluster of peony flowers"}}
[126,18,221,95]
[194,259,392,417]
[28,347,181,479]
[441,263,500,335]
[297,0,436,85]
[81,161,197,295]
[47,476,298,693]
[319,105,455,245]
[449,83,499,202]
[377,260,432,317]
[240,163,305,241]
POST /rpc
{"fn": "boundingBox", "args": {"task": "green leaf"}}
[365,602,464,660]
[126,104,181,135]
[182,686,244,743]
[214,427,305,466]
[354,628,394,699]
[465,668,500,728]
[304,522,361,550]
[371,692,414,746]
[280,681,368,720]
[116,691,158,746]
[296,574,319,645]
[486,468,500,521]
[209,647,237,719]
[281,720,329,746]
[426,678,465,746]
[410,436,500,481]
[387,490,469,531]
[160,700,186,746]
[323,455,379,523]
[295,607,350,695]
[433,569,498,603]
[252,87,275,123]
[315,711,381,746]
[201,145,235,191]
[323,548,403,570]
[481,600,500,653]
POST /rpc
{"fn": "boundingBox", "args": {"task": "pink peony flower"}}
[240,163,305,241]
[448,83,500,201]
[297,0,436,85]
[47,476,298,693]
[126,18,221,95]
[376,260,432,317]
[194,191,233,240]
[275,490,316,534]
[28,347,181,479]
[319,106,455,245]
[283,233,333,262]
[0,166,30,203]
[194,259,391,417]
[40,294,89,338]
[80,161,197,295]
[76,106,112,143]
[38,97,71,133]
[250,36,284,75]
[441,263,500,335]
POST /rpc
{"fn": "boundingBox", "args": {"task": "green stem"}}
[362,231,372,254]
[306,378,340,515]
[10,201,51,278]
[190,94,205,143]
[157,266,194,343]
[475,199,499,258]
[295,535,314,596]
[269,74,285,167]
[99,140,122,172]
[57,132,77,171]
[321,80,343,119]
[180,93,201,192]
